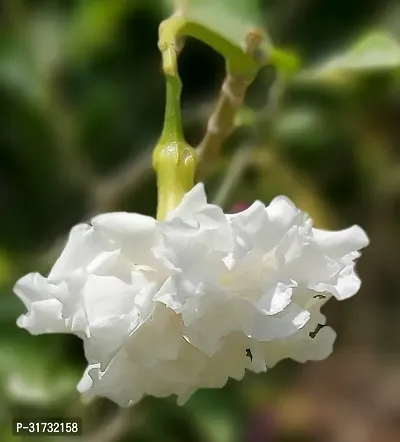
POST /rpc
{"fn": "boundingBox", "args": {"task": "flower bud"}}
[153,139,197,220]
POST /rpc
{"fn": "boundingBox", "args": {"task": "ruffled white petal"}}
[14,184,368,407]
[14,273,68,334]
[313,225,369,257]
[48,224,110,283]
[16,299,67,334]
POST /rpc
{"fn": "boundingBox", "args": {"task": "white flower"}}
[14,183,368,406]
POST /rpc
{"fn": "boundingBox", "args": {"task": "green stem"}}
[159,73,184,145]
[153,39,197,220]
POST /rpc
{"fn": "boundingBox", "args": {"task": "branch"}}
[196,74,253,180]
[196,29,264,180]
[42,77,99,192]
[197,75,251,152]
[92,144,154,213]
[212,145,252,208]
[211,74,286,209]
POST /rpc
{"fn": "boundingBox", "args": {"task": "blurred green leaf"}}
[0,425,20,442]
[66,0,136,61]
[273,106,329,146]
[269,47,302,75]
[25,10,67,77]
[0,292,24,332]
[0,338,79,407]
[324,32,400,71]
[297,31,400,84]
[0,40,43,103]
[185,388,245,442]
[234,106,257,127]
[0,10,66,104]
[0,252,17,288]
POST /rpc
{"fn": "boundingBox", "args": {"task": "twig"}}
[211,73,286,209]
[260,72,286,121]
[212,145,253,208]
[49,100,99,191]
[196,73,253,169]
[42,76,99,192]
[196,30,264,180]
[92,144,154,214]
[208,0,312,209]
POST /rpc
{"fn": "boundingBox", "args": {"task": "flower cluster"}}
[14,184,368,406]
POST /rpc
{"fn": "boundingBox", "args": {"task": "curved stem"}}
[157,15,264,184]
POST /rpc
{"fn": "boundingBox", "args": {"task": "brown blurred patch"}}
[275,347,400,442]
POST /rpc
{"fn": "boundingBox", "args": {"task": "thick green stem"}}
[153,140,196,221]
[153,32,197,221]
[159,74,184,145]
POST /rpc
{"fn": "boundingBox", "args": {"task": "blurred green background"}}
[1,0,400,441]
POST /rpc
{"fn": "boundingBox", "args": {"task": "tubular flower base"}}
[14,184,368,406]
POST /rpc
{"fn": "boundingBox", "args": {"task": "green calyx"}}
[153,139,197,221]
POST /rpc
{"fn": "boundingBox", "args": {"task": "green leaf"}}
[297,31,400,84]
[0,337,80,407]
[325,32,400,71]
[0,252,17,288]
[0,11,65,104]
[184,388,245,442]
[0,39,44,103]
[164,0,269,75]
[269,47,301,75]
[66,0,137,61]
[234,106,257,127]
[25,10,67,77]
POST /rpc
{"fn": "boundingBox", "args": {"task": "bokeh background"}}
[1,0,400,441]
